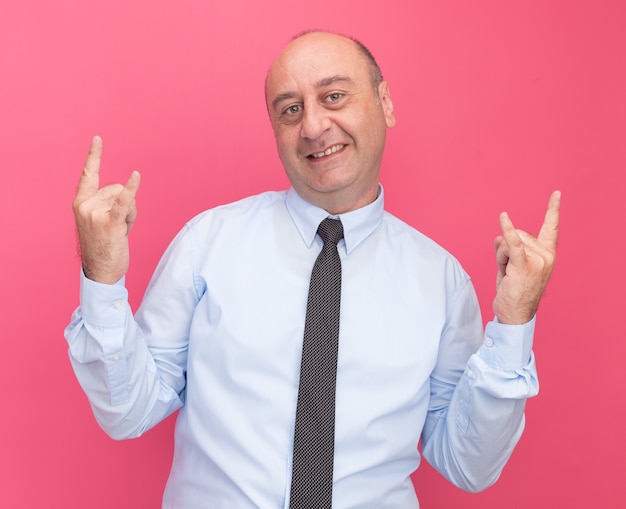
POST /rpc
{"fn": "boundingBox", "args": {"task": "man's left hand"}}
[492,190,561,324]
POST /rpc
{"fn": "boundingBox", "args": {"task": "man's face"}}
[265,32,395,214]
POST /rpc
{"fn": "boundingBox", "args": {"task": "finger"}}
[537,190,561,249]
[499,211,527,268]
[493,235,504,253]
[517,229,554,257]
[126,199,139,234]
[125,180,139,230]
[109,170,141,225]
[496,240,509,275]
[76,136,103,201]
[499,211,524,249]
[494,235,507,266]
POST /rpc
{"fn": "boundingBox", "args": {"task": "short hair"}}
[351,37,384,90]
[291,30,384,92]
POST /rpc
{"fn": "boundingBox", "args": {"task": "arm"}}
[65,271,189,439]
[421,286,538,492]
[421,192,560,491]
[66,137,190,439]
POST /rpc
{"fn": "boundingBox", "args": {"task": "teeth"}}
[311,144,344,158]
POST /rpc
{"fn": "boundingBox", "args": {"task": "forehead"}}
[266,33,369,99]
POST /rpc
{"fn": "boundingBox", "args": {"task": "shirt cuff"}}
[79,269,129,327]
[480,316,536,370]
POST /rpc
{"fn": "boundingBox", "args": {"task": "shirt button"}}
[467,369,474,379]
[113,300,123,310]
[485,337,494,347]
[111,354,120,361]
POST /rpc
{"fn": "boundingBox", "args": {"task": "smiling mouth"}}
[308,144,345,159]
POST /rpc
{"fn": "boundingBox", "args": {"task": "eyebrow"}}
[271,75,354,110]
[317,75,353,87]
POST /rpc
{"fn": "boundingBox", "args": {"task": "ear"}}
[378,81,396,128]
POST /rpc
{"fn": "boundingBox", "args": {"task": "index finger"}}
[537,190,561,248]
[499,211,524,258]
[76,135,102,200]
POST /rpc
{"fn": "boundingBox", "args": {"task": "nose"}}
[300,102,332,140]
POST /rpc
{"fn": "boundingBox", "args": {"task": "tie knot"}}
[317,218,344,245]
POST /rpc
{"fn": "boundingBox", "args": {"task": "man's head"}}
[265,31,395,214]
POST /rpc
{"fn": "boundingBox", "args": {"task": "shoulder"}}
[188,190,287,226]
[380,210,470,283]
[181,191,288,240]
[167,190,289,263]
[381,211,453,257]
[175,190,289,249]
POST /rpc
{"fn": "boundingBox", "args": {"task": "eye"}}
[326,92,343,102]
[284,104,302,115]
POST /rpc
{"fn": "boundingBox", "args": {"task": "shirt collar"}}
[285,185,384,255]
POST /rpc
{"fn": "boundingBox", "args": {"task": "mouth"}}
[307,144,345,160]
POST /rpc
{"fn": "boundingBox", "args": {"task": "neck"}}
[303,184,380,215]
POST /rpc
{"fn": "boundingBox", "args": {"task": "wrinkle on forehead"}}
[265,34,365,106]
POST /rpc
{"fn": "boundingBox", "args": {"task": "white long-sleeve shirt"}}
[65,186,538,508]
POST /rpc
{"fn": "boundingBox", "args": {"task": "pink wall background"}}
[1,1,624,507]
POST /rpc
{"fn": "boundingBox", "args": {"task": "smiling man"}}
[66,31,560,508]
[266,33,395,215]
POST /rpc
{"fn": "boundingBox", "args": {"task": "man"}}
[66,31,560,508]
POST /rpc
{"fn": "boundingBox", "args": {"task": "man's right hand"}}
[73,136,141,284]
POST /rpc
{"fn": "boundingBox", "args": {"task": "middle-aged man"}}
[66,30,560,508]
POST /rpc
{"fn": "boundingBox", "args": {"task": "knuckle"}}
[73,198,90,216]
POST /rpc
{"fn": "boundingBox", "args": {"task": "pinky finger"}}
[110,171,141,225]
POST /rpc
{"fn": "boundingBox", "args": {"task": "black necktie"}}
[289,218,344,509]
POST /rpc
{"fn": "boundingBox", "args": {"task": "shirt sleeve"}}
[64,225,198,440]
[420,280,539,492]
